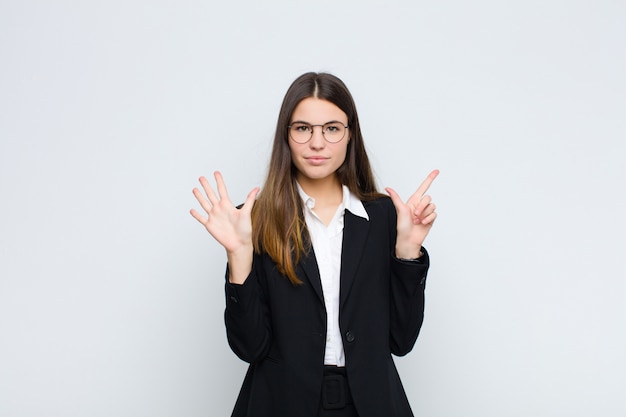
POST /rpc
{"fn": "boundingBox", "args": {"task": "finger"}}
[411,169,440,201]
[192,187,214,214]
[413,195,432,217]
[240,187,260,215]
[214,171,232,204]
[189,208,208,224]
[421,203,436,217]
[420,211,437,225]
[417,203,436,222]
[384,187,405,212]
[199,176,220,206]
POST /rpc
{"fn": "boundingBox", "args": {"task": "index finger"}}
[412,169,440,199]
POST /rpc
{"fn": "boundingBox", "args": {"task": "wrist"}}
[227,244,254,284]
[395,244,423,260]
[226,241,254,258]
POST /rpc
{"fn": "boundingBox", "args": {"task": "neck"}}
[297,175,343,205]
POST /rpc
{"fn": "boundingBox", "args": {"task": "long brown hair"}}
[251,72,384,284]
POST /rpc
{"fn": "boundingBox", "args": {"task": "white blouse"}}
[297,183,369,366]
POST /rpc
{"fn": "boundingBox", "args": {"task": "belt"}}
[322,366,353,410]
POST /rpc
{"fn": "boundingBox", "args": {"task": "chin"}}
[297,169,336,183]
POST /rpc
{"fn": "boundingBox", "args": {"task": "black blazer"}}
[224,197,429,417]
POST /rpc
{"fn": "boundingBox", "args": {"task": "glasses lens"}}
[322,122,346,143]
[289,123,312,143]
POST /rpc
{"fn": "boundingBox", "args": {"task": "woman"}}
[191,72,438,417]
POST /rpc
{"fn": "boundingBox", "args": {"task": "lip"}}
[305,156,329,165]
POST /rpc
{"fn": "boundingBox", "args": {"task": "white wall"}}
[1,1,624,416]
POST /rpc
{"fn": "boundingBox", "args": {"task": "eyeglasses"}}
[287,121,349,144]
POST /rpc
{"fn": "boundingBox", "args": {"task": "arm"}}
[385,170,439,355]
[388,250,429,356]
[224,255,272,363]
[191,172,271,361]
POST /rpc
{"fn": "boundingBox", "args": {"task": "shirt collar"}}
[296,182,369,221]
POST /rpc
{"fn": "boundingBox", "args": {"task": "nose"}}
[308,125,326,148]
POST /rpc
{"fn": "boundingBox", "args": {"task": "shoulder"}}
[362,195,394,214]
[361,196,397,229]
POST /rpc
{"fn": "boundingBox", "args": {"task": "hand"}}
[385,169,439,259]
[190,171,259,255]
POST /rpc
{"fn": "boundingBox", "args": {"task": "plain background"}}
[1,1,625,416]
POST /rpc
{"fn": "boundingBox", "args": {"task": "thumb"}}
[240,187,260,215]
[385,187,404,212]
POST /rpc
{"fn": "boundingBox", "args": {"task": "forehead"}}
[291,98,347,123]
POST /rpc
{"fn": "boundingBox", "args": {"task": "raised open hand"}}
[190,171,259,254]
[385,169,439,259]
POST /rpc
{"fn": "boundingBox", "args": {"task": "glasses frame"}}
[287,121,350,144]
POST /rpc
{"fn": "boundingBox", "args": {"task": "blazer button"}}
[345,331,355,343]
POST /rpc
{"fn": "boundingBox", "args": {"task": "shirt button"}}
[345,331,355,343]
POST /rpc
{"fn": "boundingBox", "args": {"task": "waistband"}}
[322,366,353,409]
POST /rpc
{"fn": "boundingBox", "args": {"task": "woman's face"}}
[288,97,350,187]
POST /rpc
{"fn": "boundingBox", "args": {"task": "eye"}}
[324,123,343,132]
[292,123,311,132]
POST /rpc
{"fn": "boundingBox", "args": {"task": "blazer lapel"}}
[340,210,370,306]
[298,248,324,304]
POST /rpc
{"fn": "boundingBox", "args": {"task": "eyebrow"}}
[289,119,346,125]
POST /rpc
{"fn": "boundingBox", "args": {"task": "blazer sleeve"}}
[388,250,429,356]
[385,198,430,356]
[224,254,272,363]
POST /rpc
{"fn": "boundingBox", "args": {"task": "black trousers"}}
[317,366,359,417]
